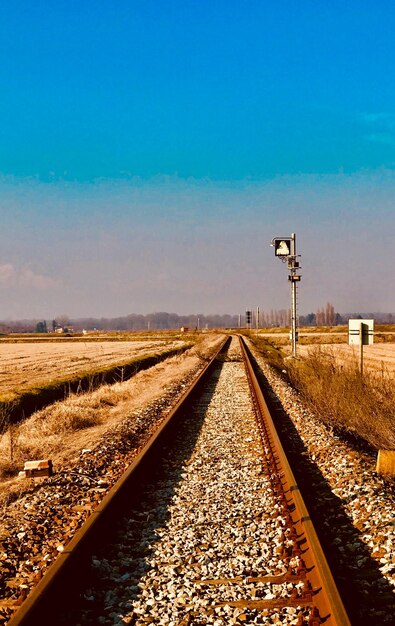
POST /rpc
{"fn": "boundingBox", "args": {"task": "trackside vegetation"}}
[249,335,395,451]
[287,347,395,451]
[240,333,287,372]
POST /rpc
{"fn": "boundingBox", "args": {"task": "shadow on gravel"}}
[249,352,395,626]
[60,361,225,625]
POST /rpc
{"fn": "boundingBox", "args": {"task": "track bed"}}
[73,339,310,624]
[8,336,394,625]
[6,337,347,626]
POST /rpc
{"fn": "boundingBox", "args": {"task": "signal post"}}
[270,233,301,357]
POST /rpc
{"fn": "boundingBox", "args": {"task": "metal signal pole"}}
[290,234,298,358]
[270,232,301,357]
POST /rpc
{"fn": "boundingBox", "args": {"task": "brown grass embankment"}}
[287,347,395,451]
[0,334,225,498]
[0,344,191,431]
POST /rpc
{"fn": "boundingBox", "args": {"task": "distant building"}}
[54,326,74,334]
[180,326,189,332]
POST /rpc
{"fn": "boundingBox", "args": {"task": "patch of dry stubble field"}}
[297,343,395,374]
[0,338,187,403]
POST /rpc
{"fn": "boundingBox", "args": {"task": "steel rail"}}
[239,336,351,626]
[7,336,229,626]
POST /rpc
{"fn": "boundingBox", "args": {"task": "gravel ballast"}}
[247,339,395,624]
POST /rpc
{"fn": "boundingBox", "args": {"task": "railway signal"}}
[270,232,301,357]
[274,238,292,257]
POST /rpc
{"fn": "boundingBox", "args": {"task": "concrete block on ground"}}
[376,450,395,476]
[22,459,53,478]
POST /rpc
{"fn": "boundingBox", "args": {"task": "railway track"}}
[8,336,351,625]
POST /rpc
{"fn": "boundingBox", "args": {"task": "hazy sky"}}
[0,1,394,318]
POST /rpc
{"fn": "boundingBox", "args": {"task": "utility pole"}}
[270,233,302,357]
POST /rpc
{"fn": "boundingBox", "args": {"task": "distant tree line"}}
[0,313,239,333]
[0,308,394,334]
[299,302,339,326]
[73,312,240,331]
[259,309,291,327]
[259,303,338,327]
[299,305,394,326]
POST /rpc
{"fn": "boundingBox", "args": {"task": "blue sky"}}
[0,1,394,318]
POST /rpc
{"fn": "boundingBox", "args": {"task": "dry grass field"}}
[265,325,395,374]
[0,338,188,403]
[296,343,395,374]
[258,324,395,345]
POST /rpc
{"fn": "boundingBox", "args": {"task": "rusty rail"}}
[239,335,351,626]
